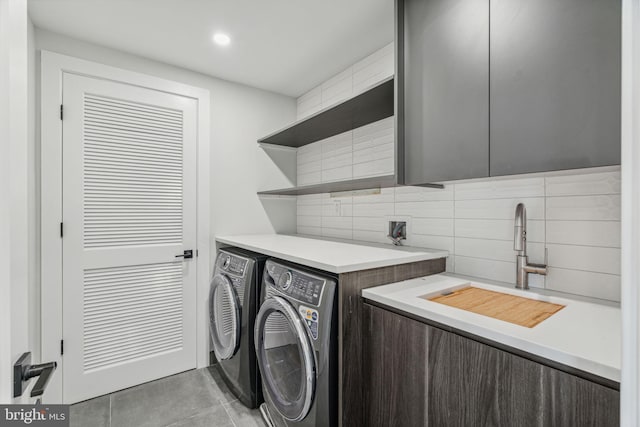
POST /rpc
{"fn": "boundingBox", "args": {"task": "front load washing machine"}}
[209,247,267,408]
[254,259,338,427]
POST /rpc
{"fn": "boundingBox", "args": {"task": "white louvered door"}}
[62,73,197,403]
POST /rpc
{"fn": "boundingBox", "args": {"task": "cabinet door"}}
[399,0,489,185]
[362,304,429,427]
[489,0,621,176]
[428,327,620,426]
[428,326,503,425]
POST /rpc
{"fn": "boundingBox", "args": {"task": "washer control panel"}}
[266,262,326,307]
[216,251,248,278]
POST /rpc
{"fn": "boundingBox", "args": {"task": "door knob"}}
[14,352,57,398]
[175,250,193,259]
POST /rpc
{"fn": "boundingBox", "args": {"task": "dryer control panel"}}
[216,251,248,278]
[266,262,326,307]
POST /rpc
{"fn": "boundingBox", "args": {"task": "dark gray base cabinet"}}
[363,303,619,427]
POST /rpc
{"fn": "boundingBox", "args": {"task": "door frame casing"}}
[40,51,211,403]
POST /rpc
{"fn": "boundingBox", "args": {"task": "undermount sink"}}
[420,284,565,328]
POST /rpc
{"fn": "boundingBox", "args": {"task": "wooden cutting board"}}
[427,286,565,328]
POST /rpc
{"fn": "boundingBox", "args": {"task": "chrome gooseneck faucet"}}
[514,203,548,289]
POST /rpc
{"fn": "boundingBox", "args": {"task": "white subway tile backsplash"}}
[296,86,322,120]
[454,177,545,200]
[455,237,545,263]
[316,132,352,183]
[321,67,353,107]
[353,216,387,232]
[297,226,322,237]
[352,143,393,162]
[410,235,454,252]
[353,116,394,144]
[455,198,545,220]
[353,229,390,244]
[353,43,394,93]
[353,159,394,178]
[296,171,622,301]
[547,244,621,275]
[545,171,621,196]
[454,256,516,284]
[321,216,352,230]
[297,144,321,165]
[352,202,395,217]
[394,185,454,202]
[321,198,352,217]
[322,140,351,166]
[322,132,352,154]
[454,219,545,243]
[546,195,621,221]
[296,193,322,206]
[297,143,322,186]
[395,200,455,218]
[297,203,322,217]
[352,187,395,204]
[322,227,353,239]
[321,152,352,169]
[297,172,322,186]
[545,268,621,301]
[321,167,353,183]
[412,218,454,237]
[546,220,621,248]
[353,152,394,172]
[297,215,321,228]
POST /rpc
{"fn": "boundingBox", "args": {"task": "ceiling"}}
[28,0,394,97]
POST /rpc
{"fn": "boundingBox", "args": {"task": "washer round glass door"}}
[255,296,316,422]
[209,274,241,360]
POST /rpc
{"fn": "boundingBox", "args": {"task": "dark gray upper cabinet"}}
[398,0,621,182]
[398,0,489,185]
[489,0,621,176]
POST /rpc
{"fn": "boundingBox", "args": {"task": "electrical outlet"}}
[333,199,342,216]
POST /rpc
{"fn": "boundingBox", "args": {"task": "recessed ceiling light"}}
[213,33,231,46]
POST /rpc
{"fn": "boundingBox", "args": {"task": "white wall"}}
[27,14,38,363]
[0,0,30,403]
[295,44,622,303]
[620,0,640,423]
[0,0,14,403]
[31,28,297,370]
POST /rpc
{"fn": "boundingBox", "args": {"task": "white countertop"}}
[215,234,448,273]
[362,274,621,382]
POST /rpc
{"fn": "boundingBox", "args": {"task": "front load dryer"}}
[254,259,338,427]
[209,247,267,408]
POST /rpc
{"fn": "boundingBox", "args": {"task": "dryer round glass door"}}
[209,274,241,360]
[255,296,316,422]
